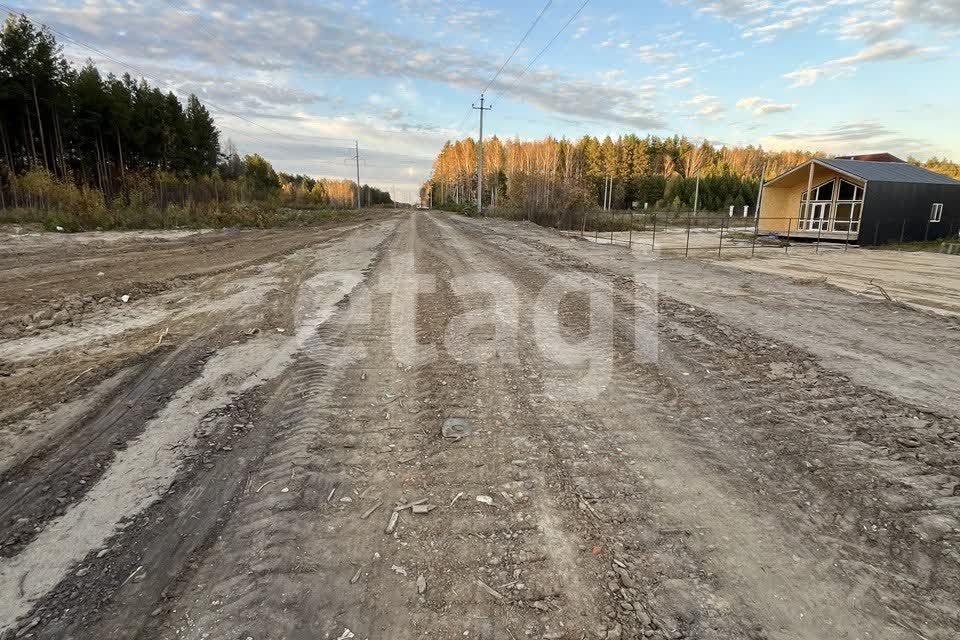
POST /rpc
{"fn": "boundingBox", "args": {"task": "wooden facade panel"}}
[759,163,864,234]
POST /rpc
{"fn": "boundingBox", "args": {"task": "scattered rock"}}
[412,503,436,514]
[442,417,474,441]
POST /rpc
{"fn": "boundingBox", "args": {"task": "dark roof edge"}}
[763,158,866,186]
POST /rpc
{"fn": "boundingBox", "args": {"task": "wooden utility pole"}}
[355,140,362,209]
[472,94,492,215]
[755,160,767,218]
[693,173,701,216]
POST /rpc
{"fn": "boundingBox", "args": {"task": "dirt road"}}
[0,211,958,640]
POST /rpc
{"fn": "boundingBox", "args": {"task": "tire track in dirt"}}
[151,220,416,640]
[444,213,960,638]
[157,213,612,640]
[0,218,402,638]
[0,339,210,558]
[431,213,768,639]
[0,223,372,329]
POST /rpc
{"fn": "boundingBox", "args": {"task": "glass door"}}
[808,203,830,231]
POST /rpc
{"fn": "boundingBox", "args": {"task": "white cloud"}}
[697,103,724,117]
[894,0,960,28]
[783,39,927,87]
[683,94,724,119]
[634,44,676,63]
[684,0,831,41]
[762,121,942,158]
[754,102,794,115]
[831,39,925,65]
[34,0,669,145]
[665,76,693,88]
[736,96,794,115]
[838,14,903,42]
[687,93,716,105]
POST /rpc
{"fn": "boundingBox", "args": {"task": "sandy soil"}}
[0,211,958,640]
[719,249,960,316]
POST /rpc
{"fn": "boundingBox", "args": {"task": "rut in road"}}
[144,211,952,640]
[444,213,960,639]
[12,211,956,640]
[0,217,404,638]
[157,213,618,640]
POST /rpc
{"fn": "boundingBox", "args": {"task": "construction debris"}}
[476,578,504,600]
[385,511,399,534]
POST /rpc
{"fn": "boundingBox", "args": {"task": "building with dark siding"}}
[757,156,960,245]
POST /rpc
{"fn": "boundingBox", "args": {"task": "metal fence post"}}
[924,218,931,242]
[628,212,633,248]
[785,218,791,254]
[898,218,906,250]
[751,213,759,258]
[684,213,691,257]
[816,221,822,253]
[581,210,586,236]
[651,213,657,250]
[873,221,879,246]
[845,219,851,250]
[718,216,725,257]
[610,211,615,245]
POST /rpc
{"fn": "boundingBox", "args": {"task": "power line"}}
[493,0,591,104]
[481,0,553,94]
[447,0,554,137]
[472,94,492,215]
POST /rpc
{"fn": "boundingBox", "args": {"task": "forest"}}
[0,14,388,229]
[425,135,960,216]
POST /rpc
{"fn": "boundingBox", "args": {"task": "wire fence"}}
[538,209,960,258]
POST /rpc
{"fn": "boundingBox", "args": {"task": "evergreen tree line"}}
[426,134,960,215]
[0,14,387,226]
[0,14,219,195]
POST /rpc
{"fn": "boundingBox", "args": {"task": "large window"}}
[931,203,944,222]
[798,177,864,233]
[837,179,864,201]
[800,179,835,202]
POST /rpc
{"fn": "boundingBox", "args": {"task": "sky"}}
[14,0,960,199]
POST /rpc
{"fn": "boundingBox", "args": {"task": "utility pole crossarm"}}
[472,94,493,216]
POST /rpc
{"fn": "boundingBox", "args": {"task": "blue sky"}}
[18,0,960,198]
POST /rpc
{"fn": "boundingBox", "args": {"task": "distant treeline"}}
[425,135,960,214]
[0,14,388,228]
